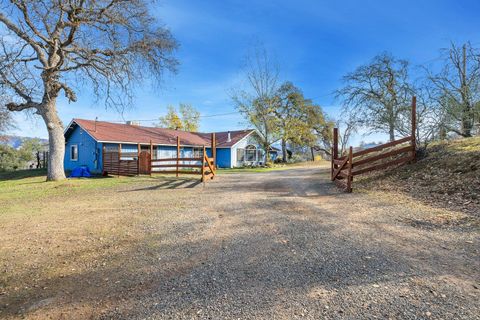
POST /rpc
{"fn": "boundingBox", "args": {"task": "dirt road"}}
[1,167,479,319]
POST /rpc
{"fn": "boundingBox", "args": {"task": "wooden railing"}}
[150,136,217,182]
[102,133,217,182]
[331,97,417,192]
[150,150,216,181]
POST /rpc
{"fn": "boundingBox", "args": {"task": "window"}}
[70,144,78,161]
[193,147,203,158]
[245,145,257,162]
[237,148,245,162]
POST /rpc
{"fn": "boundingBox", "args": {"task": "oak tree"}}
[0,0,177,180]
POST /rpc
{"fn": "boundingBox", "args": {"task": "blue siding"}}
[64,126,234,174]
[64,125,102,173]
[216,148,231,168]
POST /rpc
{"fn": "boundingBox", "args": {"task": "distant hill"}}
[0,135,48,149]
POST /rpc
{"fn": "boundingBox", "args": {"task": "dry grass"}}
[356,137,480,216]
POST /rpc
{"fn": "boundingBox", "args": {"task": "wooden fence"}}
[103,133,217,182]
[103,148,139,176]
[150,134,217,182]
[331,97,417,192]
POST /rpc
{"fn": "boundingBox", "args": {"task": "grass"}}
[356,136,480,215]
[217,161,329,174]
[0,169,156,212]
[0,161,329,206]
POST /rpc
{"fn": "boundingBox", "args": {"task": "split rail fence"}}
[331,97,417,192]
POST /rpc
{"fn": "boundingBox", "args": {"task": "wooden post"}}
[333,128,338,159]
[330,146,334,180]
[411,96,417,162]
[149,140,153,176]
[137,143,141,175]
[347,146,353,193]
[176,136,180,177]
[118,144,122,177]
[201,145,206,182]
[211,133,216,168]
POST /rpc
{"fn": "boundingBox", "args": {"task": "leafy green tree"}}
[158,104,200,131]
[274,82,331,161]
[19,138,45,168]
[0,145,22,171]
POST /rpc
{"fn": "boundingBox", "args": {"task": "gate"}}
[331,97,417,192]
[138,151,151,174]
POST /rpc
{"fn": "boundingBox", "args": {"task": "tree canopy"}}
[157,104,201,132]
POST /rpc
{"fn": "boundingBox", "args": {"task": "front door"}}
[138,151,151,174]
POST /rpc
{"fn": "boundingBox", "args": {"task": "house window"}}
[246,145,257,162]
[237,148,245,162]
[193,147,203,158]
[70,144,78,161]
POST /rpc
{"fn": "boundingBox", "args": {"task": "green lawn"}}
[0,169,149,205]
[216,161,328,174]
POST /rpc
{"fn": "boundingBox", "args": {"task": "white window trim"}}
[70,144,78,161]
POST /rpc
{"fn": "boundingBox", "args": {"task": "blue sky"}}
[10,0,480,146]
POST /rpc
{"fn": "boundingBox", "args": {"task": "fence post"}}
[176,136,180,178]
[347,146,353,193]
[211,133,216,168]
[411,96,417,162]
[330,146,334,180]
[149,140,153,176]
[201,145,206,182]
[333,128,338,159]
[118,143,122,177]
[137,143,141,175]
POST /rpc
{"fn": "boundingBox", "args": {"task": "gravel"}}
[100,168,480,319]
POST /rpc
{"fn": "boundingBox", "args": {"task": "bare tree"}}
[426,42,480,137]
[231,45,281,161]
[0,103,12,136]
[336,52,415,142]
[0,0,177,180]
[335,115,357,156]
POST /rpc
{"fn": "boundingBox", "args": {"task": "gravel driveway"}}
[2,167,479,319]
[103,167,479,319]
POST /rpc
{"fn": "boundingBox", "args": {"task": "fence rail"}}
[150,151,216,182]
[331,97,417,192]
[102,133,217,183]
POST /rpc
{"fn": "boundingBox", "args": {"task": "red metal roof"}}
[68,119,255,148]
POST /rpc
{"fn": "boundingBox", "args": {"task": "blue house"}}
[63,119,277,174]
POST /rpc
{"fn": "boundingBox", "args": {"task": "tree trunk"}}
[281,138,287,162]
[462,104,473,137]
[310,147,315,161]
[389,125,395,142]
[39,101,66,181]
